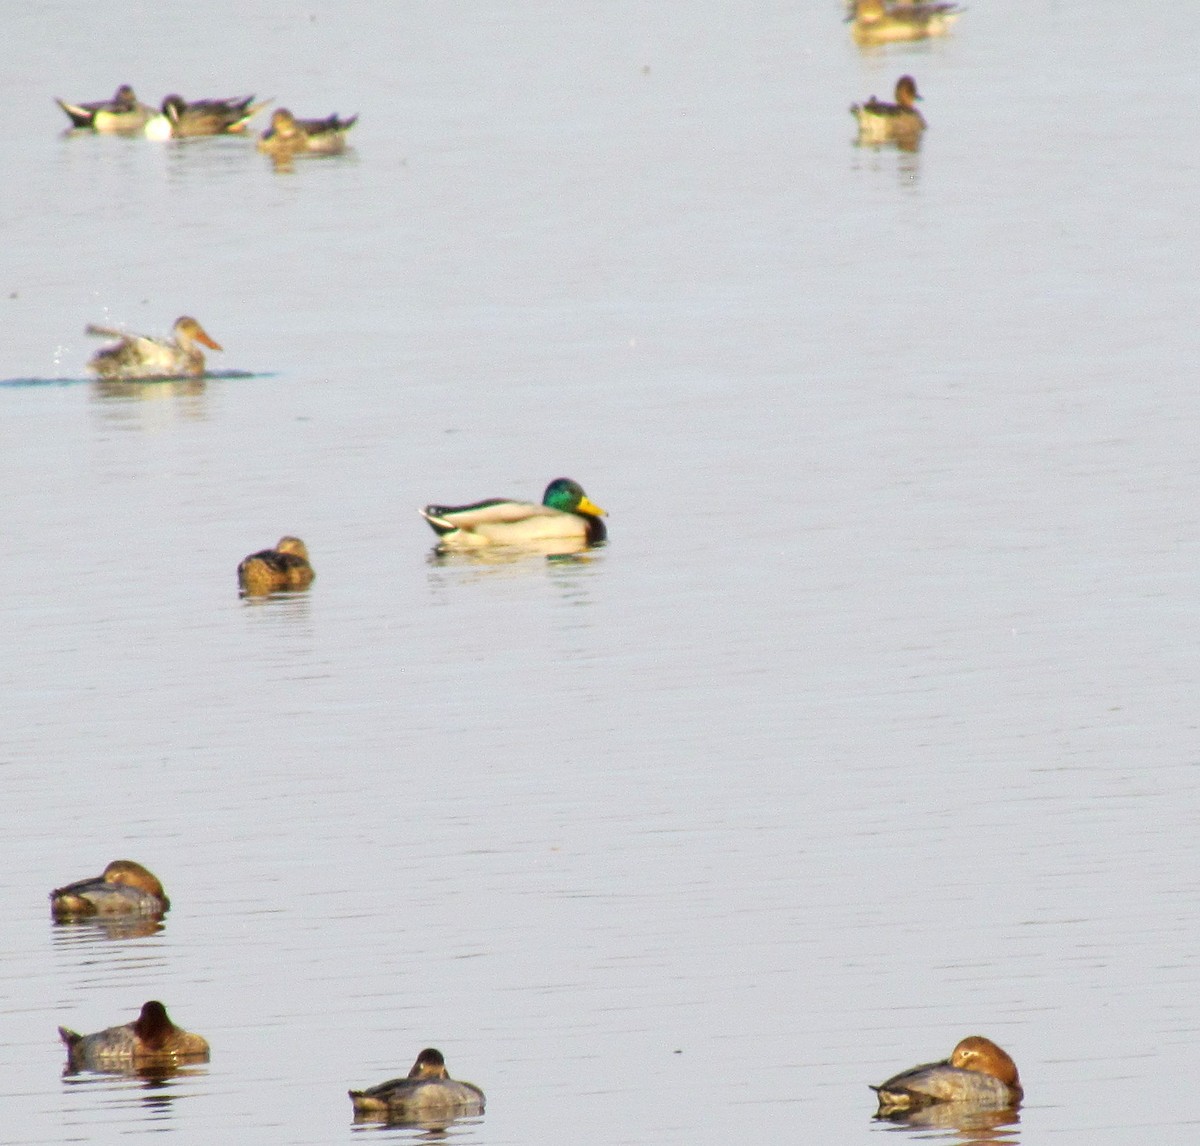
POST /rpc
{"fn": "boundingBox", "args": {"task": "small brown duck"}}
[86,315,222,380]
[850,0,962,45]
[56,84,155,133]
[258,108,358,160]
[50,859,170,920]
[144,94,270,139]
[873,1035,1023,1117]
[59,1001,209,1071]
[238,536,315,596]
[852,75,927,148]
[350,1048,486,1120]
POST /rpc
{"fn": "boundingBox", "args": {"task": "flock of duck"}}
[846,0,965,151]
[51,0,1026,1130]
[56,84,356,162]
[233,475,609,597]
[51,857,1022,1124]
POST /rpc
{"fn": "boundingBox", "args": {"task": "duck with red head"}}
[872,1035,1023,1117]
[50,859,170,920]
[59,1001,209,1070]
[350,1048,485,1120]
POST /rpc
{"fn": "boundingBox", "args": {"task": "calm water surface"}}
[2,1,1199,1143]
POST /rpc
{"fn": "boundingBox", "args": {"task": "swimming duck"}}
[420,478,607,549]
[238,536,315,596]
[257,108,358,159]
[86,315,222,380]
[50,859,170,920]
[144,94,270,139]
[349,1048,485,1119]
[872,1036,1023,1116]
[849,0,961,44]
[59,1001,209,1070]
[55,84,154,133]
[852,75,926,147]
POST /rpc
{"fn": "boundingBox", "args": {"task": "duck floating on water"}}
[872,1035,1023,1117]
[59,1001,209,1071]
[420,478,607,549]
[86,315,222,380]
[238,536,315,596]
[852,75,926,148]
[56,84,154,133]
[258,108,358,160]
[350,1048,485,1120]
[849,0,961,45]
[144,94,270,139]
[50,859,169,920]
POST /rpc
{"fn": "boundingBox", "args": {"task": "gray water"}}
[2,1,1199,1142]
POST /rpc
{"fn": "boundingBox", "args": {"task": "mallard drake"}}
[50,859,170,920]
[60,1001,209,1071]
[257,108,358,159]
[420,478,607,549]
[872,1036,1023,1117]
[144,94,270,139]
[86,315,222,380]
[350,1048,485,1119]
[850,0,961,44]
[237,536,315,596]
[55,84,154,133]
[852,75,926,147]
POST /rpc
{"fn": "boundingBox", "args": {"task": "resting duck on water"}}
[59,1001,209,1070]
[872,1035,1023,1117]
[56,84,154,133]
[238,536,315,596]
[350,1048,485,1119]
[852,75,926,148]
[144,94,270,139]
[849,0,962,44]
[420,478,606,549]
[50,860,169,920]
[258,108,358,159]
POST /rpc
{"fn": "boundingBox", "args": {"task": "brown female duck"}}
[238,536,315,596]
[50,859,170,919]
[86,315,222,380]
[258,108,358,159]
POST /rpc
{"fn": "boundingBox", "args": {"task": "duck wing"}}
[421,498,546,531]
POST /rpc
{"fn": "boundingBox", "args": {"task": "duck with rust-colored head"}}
[852,75,926,148]
[258,108,358,159]
[849,0,961,45]
[872,1035,1023,1118]
[144,93,270,139]
[350,1048,485,1120]
[56,84,154,133]
[59,1001,209,1071]
[238,536,315,596]
[50,860,169,920]
[421,478,607,549]
[86,315,222,380]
